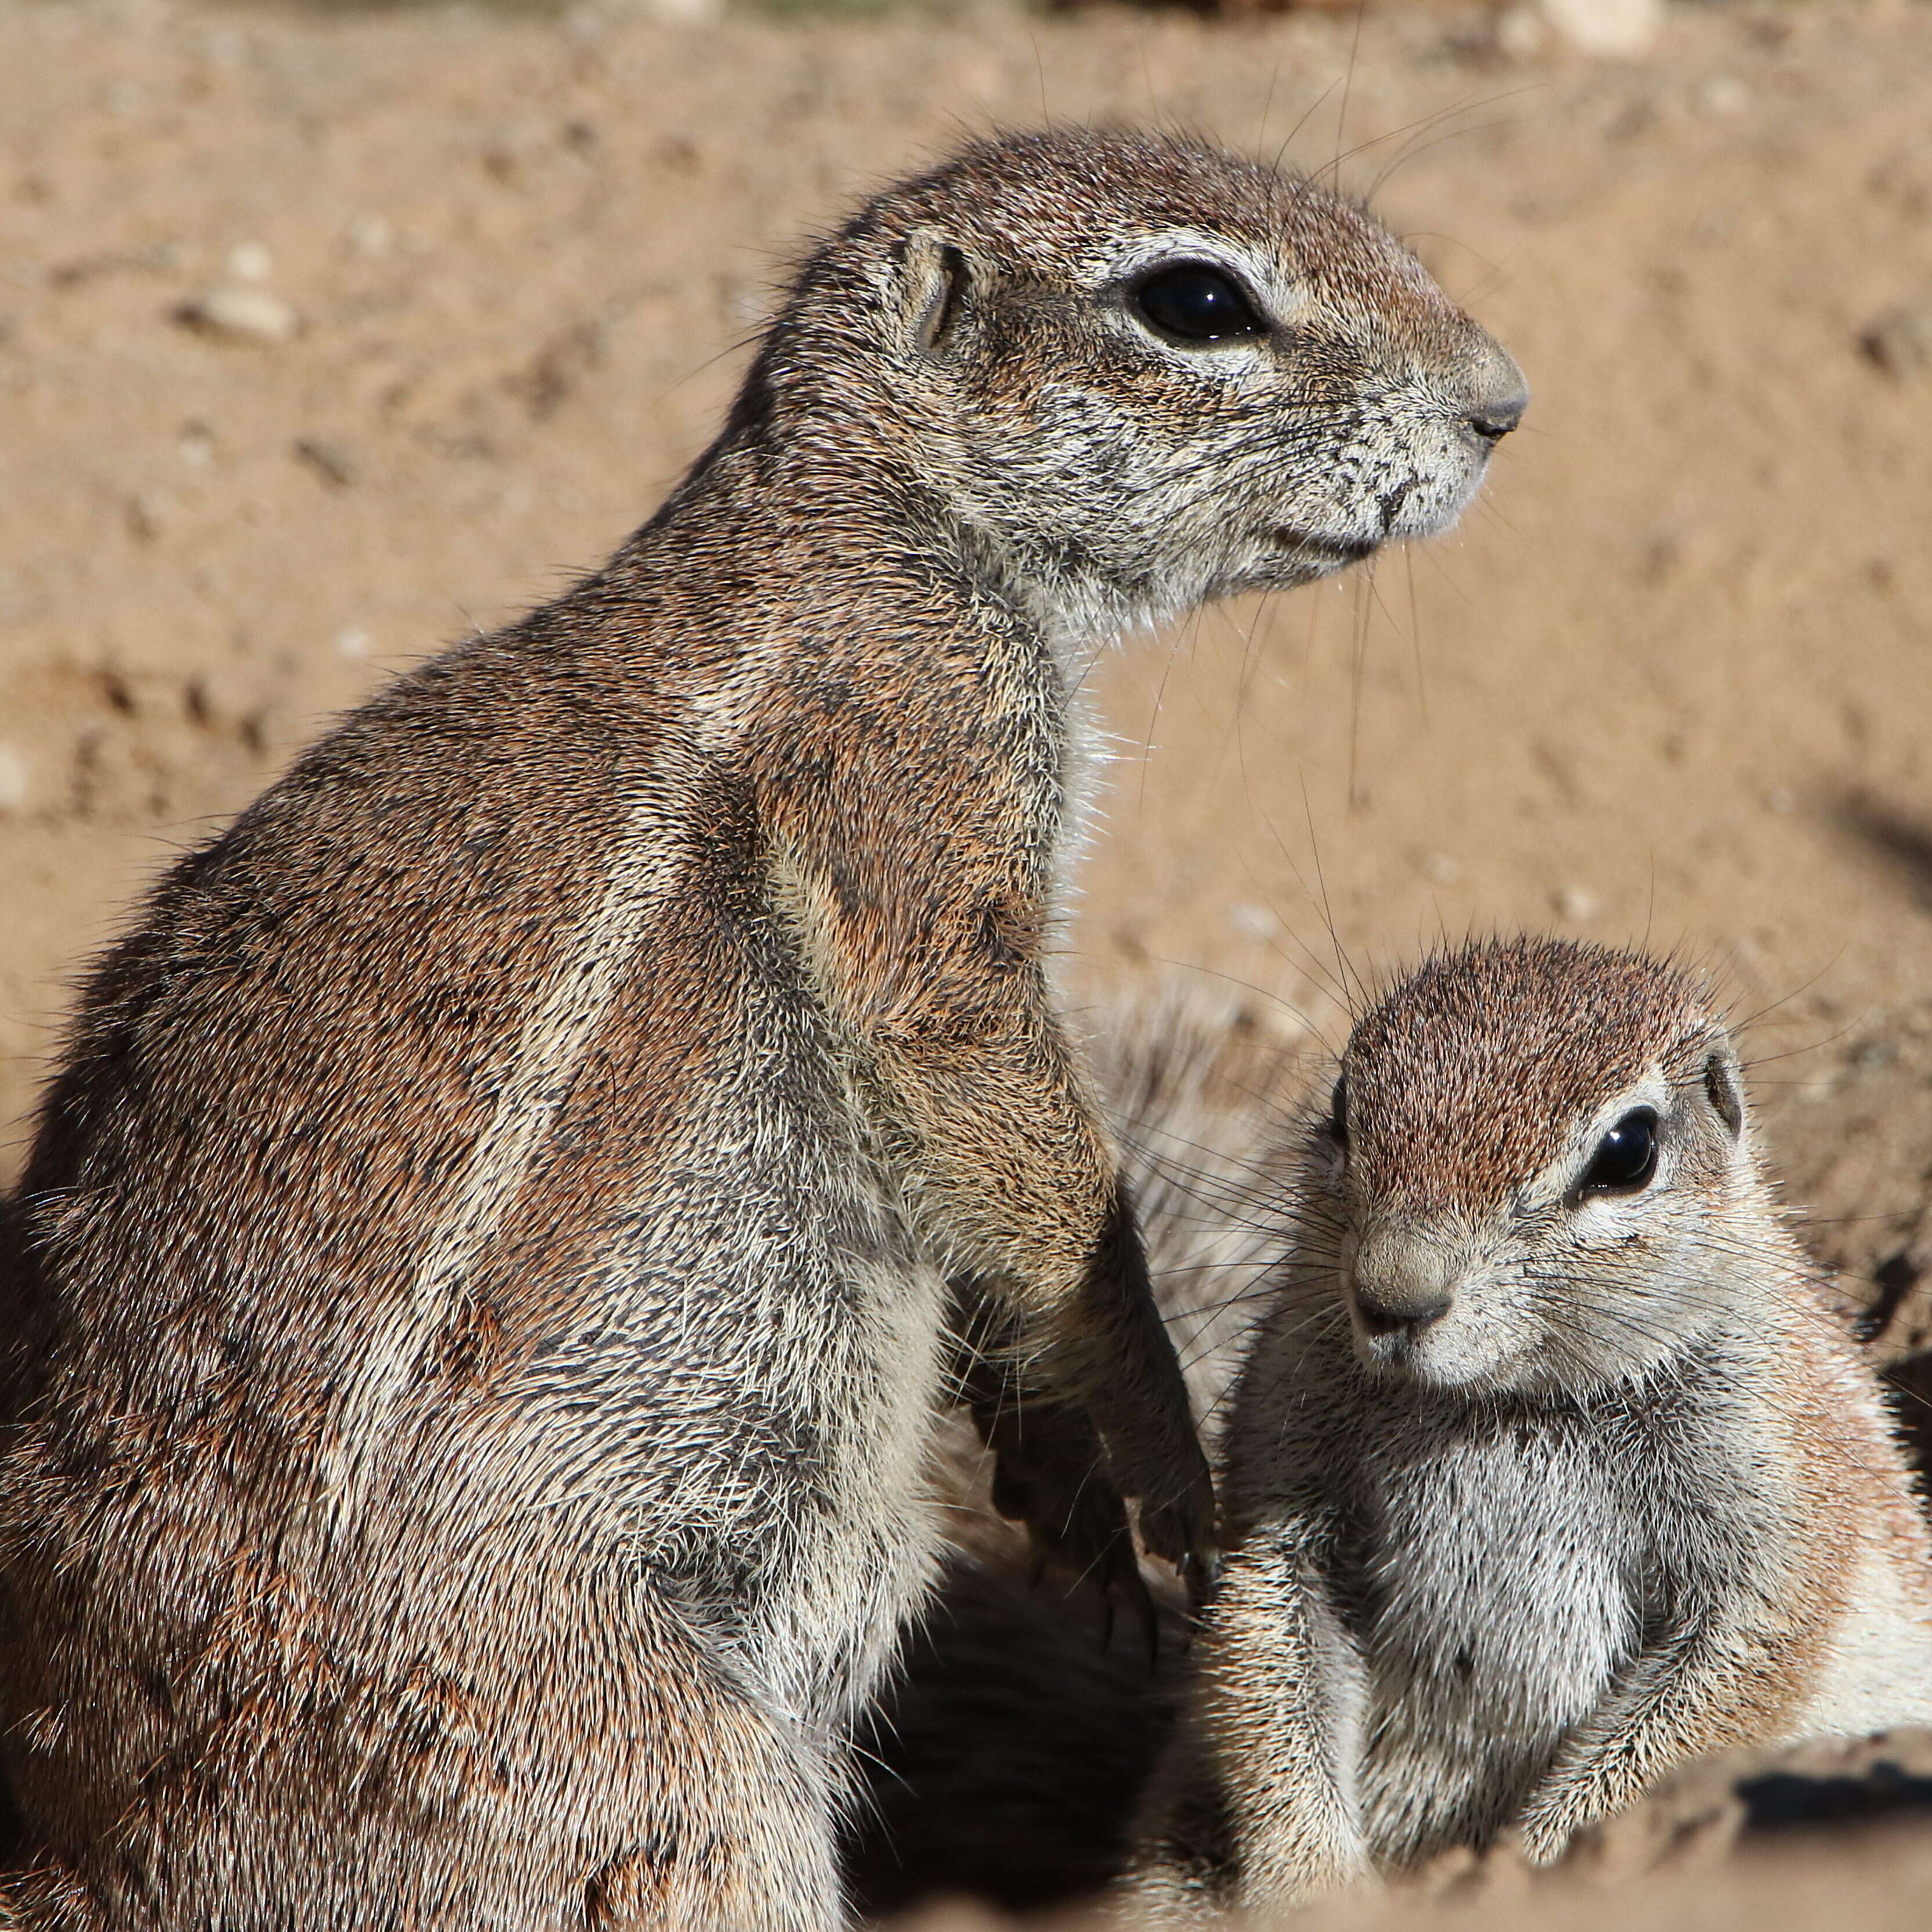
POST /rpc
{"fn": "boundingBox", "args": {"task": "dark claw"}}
[1182,1546,1224,1614]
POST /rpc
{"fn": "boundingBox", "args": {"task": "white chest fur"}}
[1352,1415,1643,1862]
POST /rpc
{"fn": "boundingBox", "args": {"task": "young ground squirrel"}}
[1139,937,1932,1917]
[0,131,1521,1929]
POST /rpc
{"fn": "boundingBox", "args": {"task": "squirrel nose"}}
[1461,343,1529,446]
[1466,393,1526,444]
[1351,1226,1458,1335]
[1355,1285,1453,1336]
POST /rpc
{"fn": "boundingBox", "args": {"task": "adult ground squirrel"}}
[0,131,1521,1929]
[1139,937,1932,1917]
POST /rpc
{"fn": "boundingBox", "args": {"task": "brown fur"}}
[0,131,1519,1929]
[1342,944,1717,1214]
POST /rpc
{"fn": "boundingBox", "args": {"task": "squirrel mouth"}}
[1270,530,1379,568]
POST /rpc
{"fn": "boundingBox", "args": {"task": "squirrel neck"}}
[611,361,1144,671]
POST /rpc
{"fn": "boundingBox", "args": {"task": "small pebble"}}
[224,241,273,282]
[639,0,721,24]
[1697,76,1750,118]
[1538,0,1658,57]
[1555,884,1600,923]
[344,213,393,259]
[124,492,167,540]
[1227,902,1281,941]
[335,626,373,661]
[175,284,300,344]
[294,437,358,488]
[1420,853,1462,886]
[1493,7,1545,60]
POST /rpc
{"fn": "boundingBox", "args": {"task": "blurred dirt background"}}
[3,0,1931,1302]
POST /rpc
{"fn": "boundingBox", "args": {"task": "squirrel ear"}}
[897,228,973,357]
[1702,1048,1744,1139]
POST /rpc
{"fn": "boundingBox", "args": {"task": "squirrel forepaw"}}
[1127,1447,1220,1605]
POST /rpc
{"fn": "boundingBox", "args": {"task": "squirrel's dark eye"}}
[1131,263,1267,345]
[1328,1074,1349,1152]
[1579,1108,1658,1194]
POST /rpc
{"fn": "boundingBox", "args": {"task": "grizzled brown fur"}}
[1342,943,1721,1214]
[0,130,1519,1929]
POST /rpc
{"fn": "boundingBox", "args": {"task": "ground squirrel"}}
[0,131,1521,1929]
[1139,937,1932,1916]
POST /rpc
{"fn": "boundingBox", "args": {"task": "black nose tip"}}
[1356,1290,1453,1338]
[1466,392,1526,444]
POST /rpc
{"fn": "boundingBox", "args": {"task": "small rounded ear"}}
[895,227,973,357]
[1703,1048,1744,1139]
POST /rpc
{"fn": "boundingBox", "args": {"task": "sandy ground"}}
[5,0,1932,1343]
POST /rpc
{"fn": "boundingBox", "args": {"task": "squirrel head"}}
[1313,937,1767,1399]
[759,127,1526,642]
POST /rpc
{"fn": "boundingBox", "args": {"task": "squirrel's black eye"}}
[1579,1108,1659,1194]
[1131,263,1267,345]
[1328,1074,1349,1151]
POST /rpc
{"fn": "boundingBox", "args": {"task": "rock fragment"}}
[0,743,27,814]
[1539,0,1659,58]
[174,284,300,343]
[293,436,357,487]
